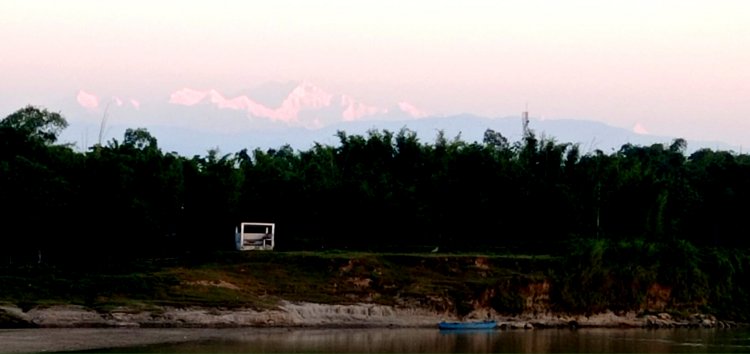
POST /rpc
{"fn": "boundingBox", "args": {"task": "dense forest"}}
[2,105,750,258]
[4,105,750,319]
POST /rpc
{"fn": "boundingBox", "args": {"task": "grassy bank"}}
[1,246,748,322]
[0,252,552,315]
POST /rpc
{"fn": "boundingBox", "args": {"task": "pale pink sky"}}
[2,0,750,148]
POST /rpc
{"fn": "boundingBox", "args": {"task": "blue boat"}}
[438,320,497,330]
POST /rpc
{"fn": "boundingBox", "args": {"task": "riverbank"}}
[1,251,746,331]
[0,301,740,329]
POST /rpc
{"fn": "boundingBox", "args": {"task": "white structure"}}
[235,222,275,251]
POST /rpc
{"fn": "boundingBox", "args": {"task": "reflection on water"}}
[88,327,750,353]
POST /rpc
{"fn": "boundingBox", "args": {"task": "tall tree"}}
[0,105,68,145]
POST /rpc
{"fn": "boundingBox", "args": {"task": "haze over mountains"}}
[56,81,737,157]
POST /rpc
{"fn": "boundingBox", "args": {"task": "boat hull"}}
[438,320,497,330]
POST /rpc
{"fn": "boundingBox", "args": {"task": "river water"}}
[40,327,747,353]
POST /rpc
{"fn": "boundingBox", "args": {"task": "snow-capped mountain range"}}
[167,82,427,128]
[56,81,737,156]
[75,81,425,129]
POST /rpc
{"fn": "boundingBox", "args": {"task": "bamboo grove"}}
[2,106,750,263]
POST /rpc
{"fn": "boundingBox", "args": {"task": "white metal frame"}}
[235,222,275,251]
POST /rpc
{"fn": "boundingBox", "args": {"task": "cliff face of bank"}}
[0,265,739,329]
[0,301,738,329]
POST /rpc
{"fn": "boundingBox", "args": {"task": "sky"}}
[2,0,750,149]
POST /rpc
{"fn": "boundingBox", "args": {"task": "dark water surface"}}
[74,327,750,353]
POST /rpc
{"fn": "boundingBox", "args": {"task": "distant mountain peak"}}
[398,101,428,118]
[76,89,141,111]
[76,90,99,110]
[285,81,334,111]
[632,122,650,135]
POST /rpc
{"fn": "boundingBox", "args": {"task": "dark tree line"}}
[2,105,750,264]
